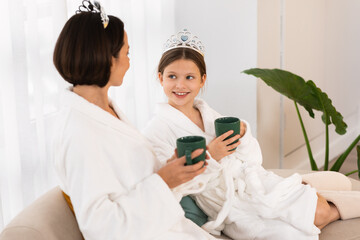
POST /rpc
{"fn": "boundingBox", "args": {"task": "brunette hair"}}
[158,48,206,76]
[53,12,124,87]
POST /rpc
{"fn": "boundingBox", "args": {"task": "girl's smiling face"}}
[159,59,206,111]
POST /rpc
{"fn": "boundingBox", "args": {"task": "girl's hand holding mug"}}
[208,130,241,161]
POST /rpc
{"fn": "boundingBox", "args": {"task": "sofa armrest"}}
[0,187,83,240]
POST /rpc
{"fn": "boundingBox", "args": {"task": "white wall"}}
[258,0,360,169]
[172,0,258,135]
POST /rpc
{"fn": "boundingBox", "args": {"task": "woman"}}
[52,2,214,239]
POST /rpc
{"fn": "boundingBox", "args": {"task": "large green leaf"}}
[306,81,347,134]
[243,68,347,135]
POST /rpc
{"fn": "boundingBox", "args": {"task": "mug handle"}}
[185,149,192,165]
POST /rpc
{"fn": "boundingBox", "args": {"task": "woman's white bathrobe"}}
[52,89,216,240]
[143,99,320,240]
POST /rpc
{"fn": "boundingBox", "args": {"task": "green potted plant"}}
[243,68,360,178]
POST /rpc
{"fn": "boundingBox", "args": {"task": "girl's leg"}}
[314,193,340,229]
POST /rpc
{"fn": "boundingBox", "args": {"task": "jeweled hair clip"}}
[76,0,109,29]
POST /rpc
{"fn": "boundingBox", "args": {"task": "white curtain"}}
[0,0,174,230]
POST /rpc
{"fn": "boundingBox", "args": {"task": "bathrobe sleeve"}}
[143,118,177,166]
[58,131,184,240]
[230,119,263,166]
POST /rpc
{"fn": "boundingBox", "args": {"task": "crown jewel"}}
[163,29,205,56]
[76,0,109,29]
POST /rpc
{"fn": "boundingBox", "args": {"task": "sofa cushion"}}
[1,170,359,240]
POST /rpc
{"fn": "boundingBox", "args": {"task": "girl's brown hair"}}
[158,48,206,76]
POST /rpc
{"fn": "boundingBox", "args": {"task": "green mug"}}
[214,117,241,150]
[176,136,206,165]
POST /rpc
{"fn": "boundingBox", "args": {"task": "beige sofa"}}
[1,169,359,240]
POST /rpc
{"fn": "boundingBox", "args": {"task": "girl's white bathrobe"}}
[143,99,321,240]
[52,89,216,240]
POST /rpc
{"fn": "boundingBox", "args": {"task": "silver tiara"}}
[76,0,109,29]
[163,29,205,56]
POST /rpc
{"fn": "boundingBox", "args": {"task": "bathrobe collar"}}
[61,88,154,152]
[156,99,219,138]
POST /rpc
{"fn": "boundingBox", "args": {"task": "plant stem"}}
[345,170,359,176]
[324,115,329,170]
[330,135,360,171]
[294,101,318,170]
[357,145,360,179]
[315,88,329,170]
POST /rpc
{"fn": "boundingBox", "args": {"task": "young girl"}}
[143,29,360,240]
